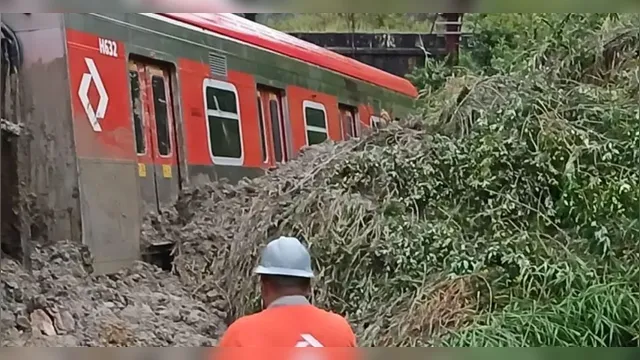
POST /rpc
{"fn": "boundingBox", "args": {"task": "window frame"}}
[256,95,269,164]
[354,111,361,137]
[344,112,354,139]
[370,115,382,129]
[339,106,359,140]
[128,67,147,156]
[268,98,286,164]
[280,94,292,162]
[302,100,328,146]
[150,74,173,158]
[202,78,244,166]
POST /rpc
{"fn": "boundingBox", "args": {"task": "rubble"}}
[0,118,23,136]
[1,241,226,346]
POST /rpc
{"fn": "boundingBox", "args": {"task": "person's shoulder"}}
[219,312,263,346]
[315,307,355,331]
[316,307,349,322]
[227,312,263,330]
[314,307,357,346]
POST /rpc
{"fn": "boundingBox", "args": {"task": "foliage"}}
[152,13,640,347]
[404,13,640,346]
[264,13,435,32]
[409,13,640,89]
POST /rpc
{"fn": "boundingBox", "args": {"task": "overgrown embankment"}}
[146,14,640,346]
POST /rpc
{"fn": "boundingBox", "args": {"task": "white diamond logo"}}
[295,334,324,347]
[78,57,109,132]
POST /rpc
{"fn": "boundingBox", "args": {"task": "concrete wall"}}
[287,32,472,77]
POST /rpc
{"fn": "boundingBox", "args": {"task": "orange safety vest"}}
[213,296,357,360]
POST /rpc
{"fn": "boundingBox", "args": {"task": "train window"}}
[303,100,328,146]
[208,87,238,113]
[151,76,171,156]
[269,99,283,163]
[203,79,243,165]
[129,70,146,154]
[257,96,267,163]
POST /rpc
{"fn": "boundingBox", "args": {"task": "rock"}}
[119,304,152,324]
[53,310,75,334]
[15,307,28,318]
[12,287,23,302]
[99,322,133,346]
[15,314,30,331]
[209,307,227,320]
[30,309,56,336]
[206,290,221,302]
[210,299,226,310]
[155,293,169,305]
[31,295,47,311]
[44,305,59,318]
[202,339,217,346]
[184,310,202,326]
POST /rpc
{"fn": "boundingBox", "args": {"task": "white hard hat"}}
[254,236,315,278]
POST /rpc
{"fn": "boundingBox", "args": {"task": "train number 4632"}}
[98,38,118,58]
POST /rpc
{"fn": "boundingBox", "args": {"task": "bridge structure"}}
[242,13,470,78]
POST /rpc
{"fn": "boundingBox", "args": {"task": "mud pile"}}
[0,241,226,346]
[144,121,465,346]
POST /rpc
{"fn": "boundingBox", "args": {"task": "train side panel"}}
[178,57,264,185]
[58,12,417,274]
[358,103,375,127]
[64,26,141,274]
[66,29,134,160]
[130,13,405,125]
[286,85,341,153]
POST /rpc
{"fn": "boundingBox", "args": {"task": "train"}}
[0,13,418,274]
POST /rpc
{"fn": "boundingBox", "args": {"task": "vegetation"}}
[264,13,438,32]
[162,13,640,347]
[408,13,640,346]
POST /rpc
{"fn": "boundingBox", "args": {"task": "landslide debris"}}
[146,14,640,347]
[1,241,226,346]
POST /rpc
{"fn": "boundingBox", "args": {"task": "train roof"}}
[161,13,419,98]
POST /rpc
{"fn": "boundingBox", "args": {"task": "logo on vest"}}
[295,334,324,347]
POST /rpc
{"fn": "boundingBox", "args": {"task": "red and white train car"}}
[1,13,417,273]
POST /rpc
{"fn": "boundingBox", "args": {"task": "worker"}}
[217,236,357,347]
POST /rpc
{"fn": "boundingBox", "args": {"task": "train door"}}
[339,104,359,140]
[128,60,180,213]
[257,86,289,166]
